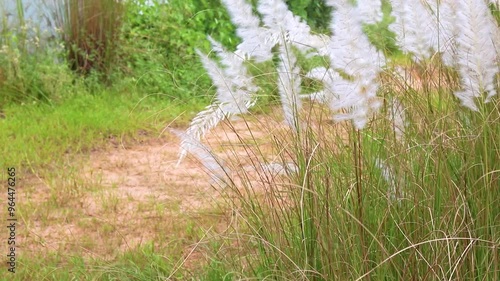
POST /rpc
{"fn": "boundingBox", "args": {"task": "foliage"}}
[0,0,237,105]
[0,32,71,104]
[285,0,332,33]
[115,0,240,100]
[122,0,237,56]
[0,0,72,105]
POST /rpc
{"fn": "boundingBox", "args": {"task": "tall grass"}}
[0,0,69,104]
[197,64,499,281]
[181,0,500,279]
[61,0,125,80]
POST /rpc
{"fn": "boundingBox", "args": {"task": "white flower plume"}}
[178,38,259,164]
[221,0,276,62]
[376,158,405,202]
[452,0,499,110]
[302,67,341,103]
[171,129,230,185]
[388,97,407,142]
[439,0,462,66]
[258,0,326,52]
[357,0,383,25]
[389,0,439,61]
[278,44,302,131]
[244,162,299,176]
[222,0,326,62]
[389,0,499,110]
[321,0,386,129]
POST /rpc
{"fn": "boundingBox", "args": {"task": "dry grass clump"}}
[62,0,125,78]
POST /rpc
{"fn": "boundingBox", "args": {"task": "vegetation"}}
[0,0,498,280]
[179,0,500,279]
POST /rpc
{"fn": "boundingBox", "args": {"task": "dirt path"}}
[19,115,283,262]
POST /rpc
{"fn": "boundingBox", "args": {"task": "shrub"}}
[115,0,239,99]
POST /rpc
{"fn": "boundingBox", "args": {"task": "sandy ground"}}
[20,138,214,256]
[17,115,286,264]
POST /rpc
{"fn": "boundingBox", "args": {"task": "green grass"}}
[7,244,176,280]
[0,89,205,170]
[1,204,230,280]
[8,242,244,280]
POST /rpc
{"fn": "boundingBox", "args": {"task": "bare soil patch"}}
[20,136,220,258]
[18,114,285,263]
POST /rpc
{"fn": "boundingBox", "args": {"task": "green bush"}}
[116,0,238,99]
[123,0,237,55]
